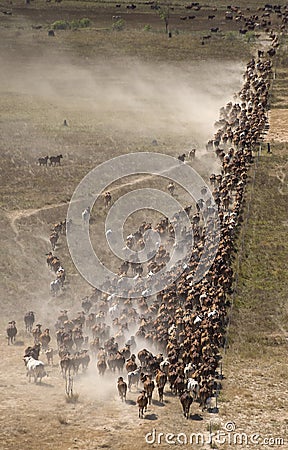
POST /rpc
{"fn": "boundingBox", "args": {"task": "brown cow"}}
[155,369,167,402]
[180,390,193,419]
[6,321,17,345]
[137,391,148,418]
[49,232,59,251]
[142,375,155,405]
[97,356,107,376]
[117,377,127,402]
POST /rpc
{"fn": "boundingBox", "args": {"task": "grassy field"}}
[218,40,288,449]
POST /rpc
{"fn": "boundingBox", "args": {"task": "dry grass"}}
[65,393,80,404]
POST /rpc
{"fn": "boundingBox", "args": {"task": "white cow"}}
[187,378,199,400]
[109,303,119,318]
[24,356,47,383]
[82,207,90,225]
[159,358,170,375]
[127,367,141,391]
[50,278,62,296]
[184,362,196,379]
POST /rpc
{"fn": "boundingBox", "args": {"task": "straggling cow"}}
[24,356,47,383]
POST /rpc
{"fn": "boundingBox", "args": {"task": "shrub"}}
[112,18,125,31]
[79,18,90,28]
[51,18,90,30]
[244,31,255,43]
[144,24,151,32]
[51,20,70,30]
[225,31,237,41]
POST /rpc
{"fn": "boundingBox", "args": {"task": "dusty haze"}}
[0,53,244,158]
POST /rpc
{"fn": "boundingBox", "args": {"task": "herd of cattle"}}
[113,2,288,40]
[38,154,63,166]
[6,24,280,419]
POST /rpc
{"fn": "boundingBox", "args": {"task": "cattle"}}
[168,369,177,391]
[211,27,219,32]
[199,385,212,411]
[24,343,41,360]
[142,375,155,405]
[38,156,49,166]
[82,207,90,225]
[225,11,233,20]
[208,14,215,19]
[49,154,63,166]
[173,375,186,395]
[60,354,73,377]
[45,348,54,365]
[155,369,167,402]
[179,390,193,419]
[50,278,62,296]
[127,367,141,391]
[49,232,59,251]
[24,356,47,383]
[97,356,107,376]
[117,376,127,402]
[188,148,196,159]
[167,182,175,196]
[56,267,65,287]
[119,344,131,360]
[184,362,195,379]
[52,220,66,235]
[137,391,148,418]
[187,378,199,400]
[178,152,186,161]
[46,253,61,272]
[40,329,51,350]
[267,48,276,57]
[114,352,125,372]
[24,311,35,332]
[104,191,112,207]
[6,321,17,345]
[138,348,153,367]
[108,353,117,372]
[159,358,170,374]
[126,355,137,373]
[126,3,136,9]
[82,297,92,314]
[13,41,275,419]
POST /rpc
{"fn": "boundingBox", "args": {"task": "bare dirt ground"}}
[1,1,288,449]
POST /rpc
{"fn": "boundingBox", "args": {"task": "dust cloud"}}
[0,50,245,319]
[0,53,244,150]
